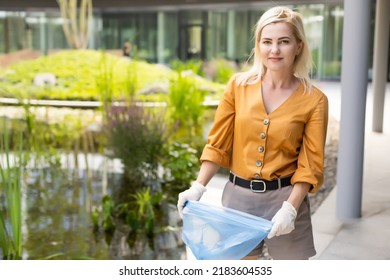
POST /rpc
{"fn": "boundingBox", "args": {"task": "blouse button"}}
[256,160,262,167]
[260,132,266,139]
[258,146,264,153]
[254,174,261,179]
[263,119,269,125]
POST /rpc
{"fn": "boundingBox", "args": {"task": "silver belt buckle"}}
[250,180,266,192]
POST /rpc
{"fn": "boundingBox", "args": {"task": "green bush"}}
[213,59,236,84]
[0,50,225,102]
[162,142,199,204]
[169,59,204,76]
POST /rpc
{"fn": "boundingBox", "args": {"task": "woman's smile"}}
[269,57,283,62]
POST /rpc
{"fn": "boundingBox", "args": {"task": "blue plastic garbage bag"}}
[182,201,272,260]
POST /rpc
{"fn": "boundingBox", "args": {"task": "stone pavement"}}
[312,128,390,259]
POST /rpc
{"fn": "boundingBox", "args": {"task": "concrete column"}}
[336,0,371,221]
[157,12,165,64]
[227,10,235,60]
[88,16,96,50]
[40,15,47,55]
[372,0,390,132]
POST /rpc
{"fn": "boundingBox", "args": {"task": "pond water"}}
[13,165,187,260]
[0,107,217,260]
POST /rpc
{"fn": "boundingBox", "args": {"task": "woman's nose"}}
[271,43,280,54]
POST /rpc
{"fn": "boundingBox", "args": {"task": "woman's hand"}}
[267,201,297,238]
[177,181,206,218]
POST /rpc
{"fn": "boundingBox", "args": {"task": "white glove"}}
[267,201,297,239]
[177,181,206,218]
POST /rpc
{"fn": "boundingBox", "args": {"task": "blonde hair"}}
[237,6,313,92]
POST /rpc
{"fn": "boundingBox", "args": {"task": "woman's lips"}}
[269,57,282,62]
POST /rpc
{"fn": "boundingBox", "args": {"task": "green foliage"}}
[0,50,174,101]
[102,195,116,233]
[91,194,116,243]
[169,59,204,76]
[96,52,115,104]
[168,73,207,141]
[132,188,164,237]
[0,52,233,258]
[0,118,23,260]
[0,50,225,102]
[95,51,139,104]
[2,107,100,172]
[20,104,94,169]
[91,195,116,234]
[162,142,199,203]
[213,59,236,84]
[124,61,139,99]
[93,189,164,242]
[105,102,167,190]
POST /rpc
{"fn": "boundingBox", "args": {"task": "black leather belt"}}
[229,172,292,192]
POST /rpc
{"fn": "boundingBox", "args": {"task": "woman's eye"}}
[281,40,290,44]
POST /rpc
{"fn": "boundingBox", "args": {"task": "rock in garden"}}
[33,73,56,86]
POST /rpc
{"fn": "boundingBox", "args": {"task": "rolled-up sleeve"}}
[291,94,329,193]
[200,75,236,168]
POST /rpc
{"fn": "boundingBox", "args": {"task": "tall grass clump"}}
[168,73,206,143]
[105,102,167,193]
[0,118,24,259]
[124,61,139,100]
[96,52,115,106]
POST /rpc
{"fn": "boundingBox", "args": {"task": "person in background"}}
[122,41,132,58]
[177,6,328,260]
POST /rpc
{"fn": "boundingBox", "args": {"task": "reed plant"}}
[0,118,23,259]
[96,52,115,107]
[168,72,206,142]
[125,61,139,99]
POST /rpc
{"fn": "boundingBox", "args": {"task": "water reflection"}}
[22,167,186,260]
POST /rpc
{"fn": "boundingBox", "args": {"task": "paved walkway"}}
[312,130,390,259]
[198,80,390,260]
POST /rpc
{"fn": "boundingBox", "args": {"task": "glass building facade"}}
[0,3,377,80]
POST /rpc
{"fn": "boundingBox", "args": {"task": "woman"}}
[177,6,328,260]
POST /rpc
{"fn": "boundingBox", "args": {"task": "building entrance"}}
[181,24,204,60]
[178,10,206,61]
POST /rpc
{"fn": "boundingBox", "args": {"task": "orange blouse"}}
[200,74,329,193]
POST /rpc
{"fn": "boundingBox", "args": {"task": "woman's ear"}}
[296,41,303,56]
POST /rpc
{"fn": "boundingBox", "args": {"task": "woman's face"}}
[259,22,302,74]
